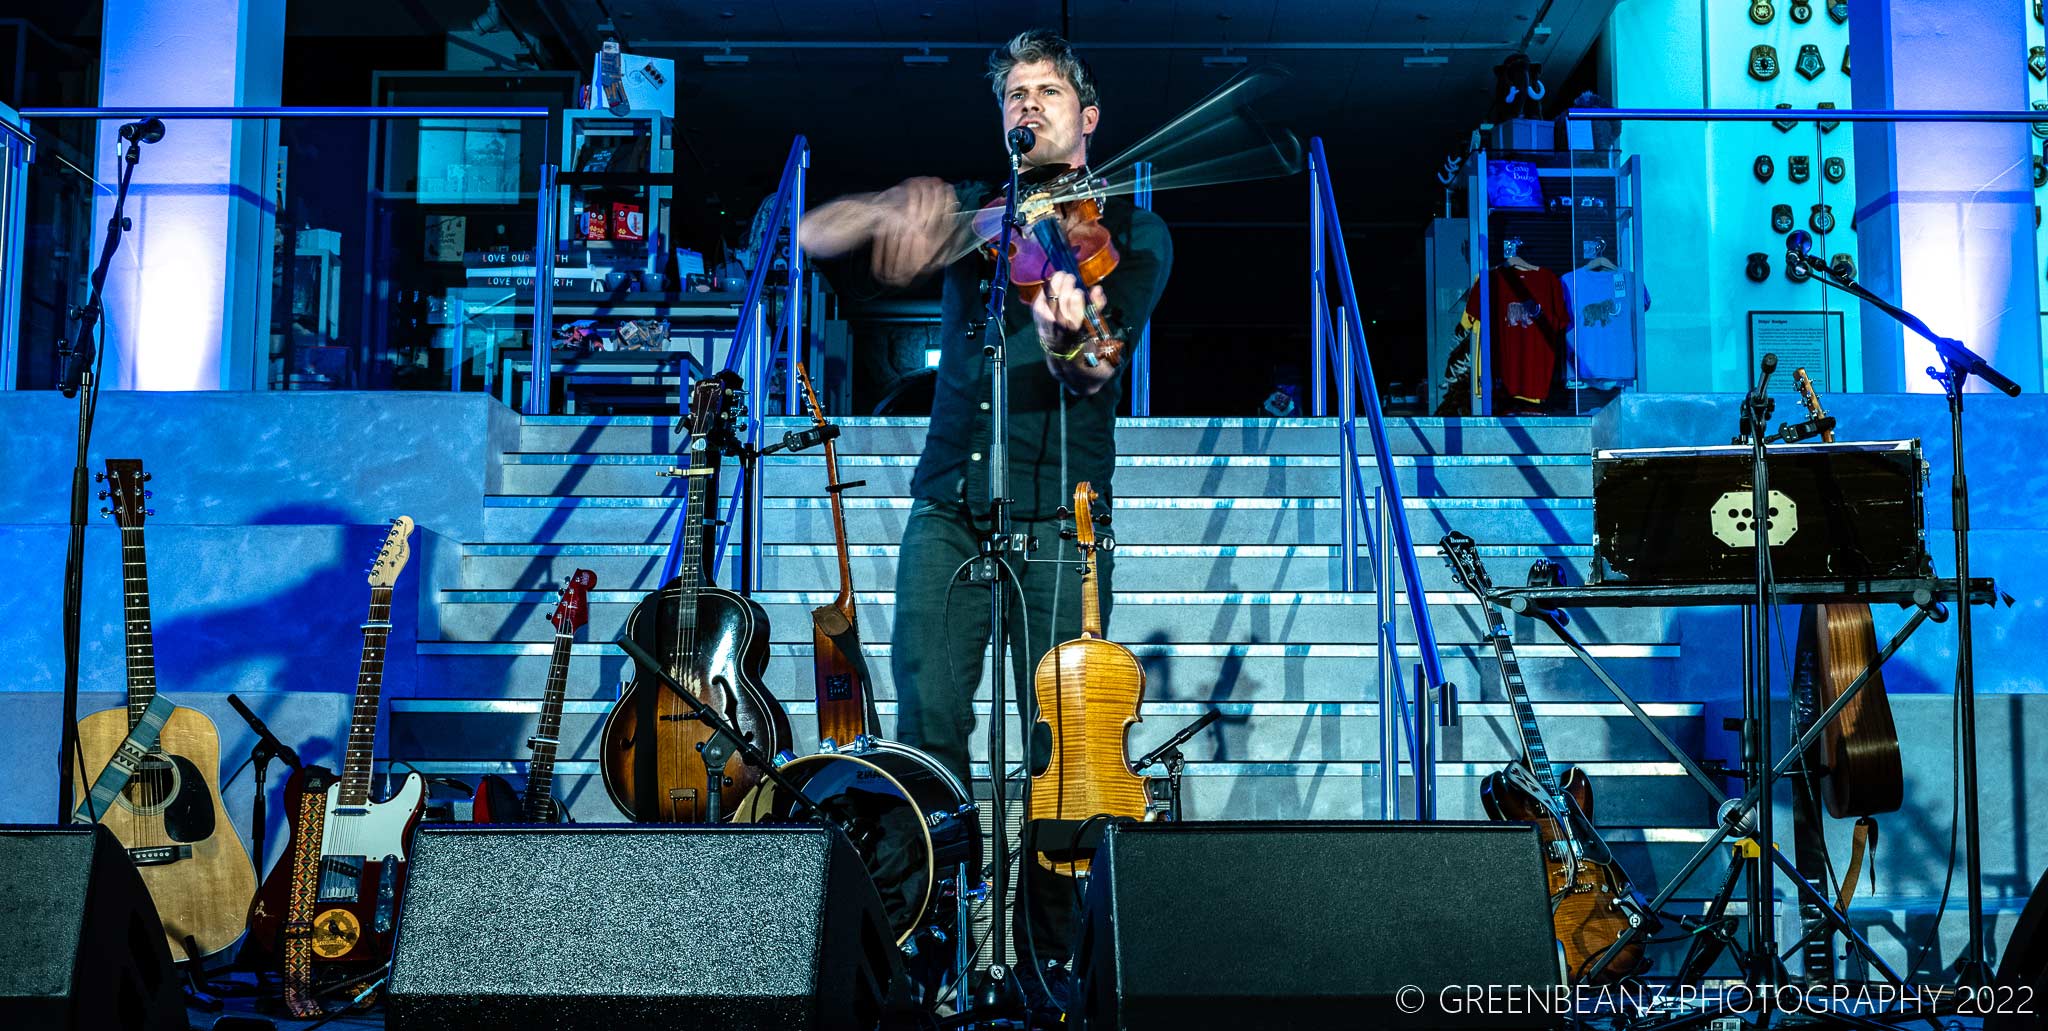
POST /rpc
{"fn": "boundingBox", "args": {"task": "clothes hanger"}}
[1579,237,1617,272]
[1503,237,1539,270]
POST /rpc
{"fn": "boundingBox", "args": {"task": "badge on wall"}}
[1823,157,1846,184]
[1795,44,1826,81]
[1830,254,1856,283]
[1842,46,1850,77]
[1789,0,1812,24]
[1789,156,1811,184]
[1829,0,1848,23]
[1810,203,1836,235]
[1773,204,1795,234]
[1750,0,1775,24]
[2034,102,2048,140]
[1747,252,1772,283]
[1751,44,1781,81]
[1754,155,1775,183]
[2033,46,2047,81]
[1817,102,1838,134]
[1774,103,1798,133]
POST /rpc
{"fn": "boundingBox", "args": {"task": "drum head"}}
[738,752,932,943]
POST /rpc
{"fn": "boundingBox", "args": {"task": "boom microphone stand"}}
[56,116,159,823]
[1785,233,2020,985]
[1738,350,1781,990]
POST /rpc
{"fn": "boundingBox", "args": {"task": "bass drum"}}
[735,739,981,973]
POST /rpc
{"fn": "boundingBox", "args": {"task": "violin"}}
[972,165,1129,368]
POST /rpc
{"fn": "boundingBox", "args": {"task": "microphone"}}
[1784,229,1824,277]
[1006,125,1036,156]
[118,118,165,145]
[1133,707,1222,770]
[1747,351,1779,412]
[228,693,304,771]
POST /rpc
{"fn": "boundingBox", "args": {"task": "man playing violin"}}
[801,28,1172,1007]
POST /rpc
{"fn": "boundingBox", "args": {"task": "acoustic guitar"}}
[793,361,881,748]
[1788,369,1904,982]
[247,518,426,977]
[1028,482,1152,876]
[600,372,793,822]
[473,569,594,824]
[72,458,257,965]
[1442,531,1654,983]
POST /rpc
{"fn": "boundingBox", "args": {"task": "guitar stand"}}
[1489,583,1972,1016]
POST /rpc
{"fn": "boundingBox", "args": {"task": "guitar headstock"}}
[99,458,152,529]
[795,360,827,428]
[367,517,415,587]
[685,370,746,454]
[549,568,597,633]
[1792,368,1835,444]
[1439,531,1493,602]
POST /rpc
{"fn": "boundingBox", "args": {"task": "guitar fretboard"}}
[525,627,574,821]
[670,438,711,678]
[340,586,394,807]
[120,526,159,731]
[1488,618,1561,798]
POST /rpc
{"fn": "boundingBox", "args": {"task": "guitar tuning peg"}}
[1058,528,1076,540]
[97,490,108,500]
[1055,506,1071,520]
[1094,512,1112,525]
[143,509,155,517]
[93,472,105,483]
[99,507,111,517]
[142,491,153,499]
[141,472,152,482]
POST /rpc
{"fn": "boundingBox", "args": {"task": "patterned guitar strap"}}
[283,779,331,1018]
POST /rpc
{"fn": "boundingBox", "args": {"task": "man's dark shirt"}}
[831,178,1172,521]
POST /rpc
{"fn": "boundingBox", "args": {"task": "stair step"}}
[511,415,1596,457]
[460,543,1598,594]
[479,496,1594,547]
[495,453,1594,500]
[427,589,1667,646]
[416,640,1682,704]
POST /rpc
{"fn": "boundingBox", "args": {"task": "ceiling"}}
[284,0,1618,231]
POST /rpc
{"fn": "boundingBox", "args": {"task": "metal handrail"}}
[1308,136,1450,819]
[19,106,552,119]
[1563,107,2048,124]
[660,135,809,590]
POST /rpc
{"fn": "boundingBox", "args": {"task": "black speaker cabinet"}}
[1076,821,1563,1030]
[386,824,903,1030]
[0,825,183,1031]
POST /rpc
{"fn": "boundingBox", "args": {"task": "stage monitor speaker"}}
[386,824,904,1030]
[1076,821,1563,1030]
[0,824,184,1031]
[1987,865,2048,1031]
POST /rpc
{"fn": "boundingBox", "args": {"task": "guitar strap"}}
[1837,817,1879,910]
[71,693,178,824]
[283,780,331,1018]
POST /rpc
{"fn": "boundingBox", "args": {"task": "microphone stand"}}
[228,694,303,882]
[1736,350,1781,991]
[1789,251,2018,986]
[56,130,146,823]
[959,135,1032,1017]
[1130,708,1222,822]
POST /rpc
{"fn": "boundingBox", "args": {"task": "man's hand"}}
[1032,271,1119,396]
[868,177,960,287]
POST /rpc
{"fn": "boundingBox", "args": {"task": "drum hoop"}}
[755,748,937,945]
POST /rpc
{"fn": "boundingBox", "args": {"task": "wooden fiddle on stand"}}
[599,372,792,822]
[793,361,880,748]
[1028,482,1151,876]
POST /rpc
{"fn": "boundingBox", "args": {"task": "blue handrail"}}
[660,136,808,590]
[1307,136,1450,818]
[19,106,552,119]
[1562,107,2048,124]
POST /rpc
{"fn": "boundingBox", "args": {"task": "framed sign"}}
[1747,310,1846,391]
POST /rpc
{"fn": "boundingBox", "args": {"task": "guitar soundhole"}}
[118,756,180,815]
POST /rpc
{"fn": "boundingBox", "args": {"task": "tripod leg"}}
[1764,844,1904,985]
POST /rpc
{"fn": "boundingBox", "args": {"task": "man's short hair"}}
[987,29,1099,110]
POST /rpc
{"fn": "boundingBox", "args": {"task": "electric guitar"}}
[1441,531,1654,982]
[72,458,257,965]
[248,518,426,975]
[473,569,594,823]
